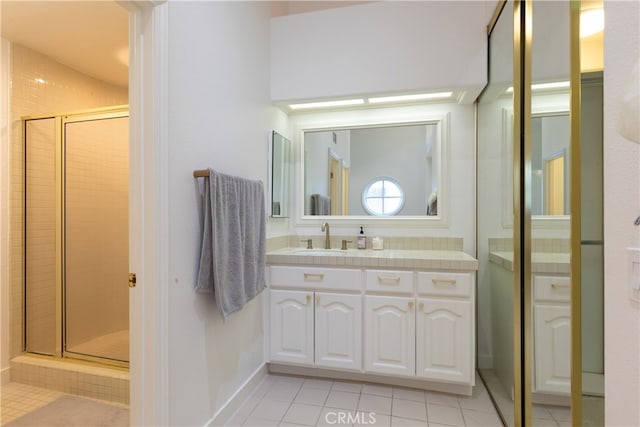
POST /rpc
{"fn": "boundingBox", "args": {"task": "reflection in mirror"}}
[303,123,439,217]
[476,2,514,426]
[532,113,570,215]
[271,131,290,218]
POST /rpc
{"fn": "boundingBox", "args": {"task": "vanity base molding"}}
[267,363,473,396]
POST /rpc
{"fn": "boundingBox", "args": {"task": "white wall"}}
[603,2,640,426]
[166,2,272,425]
[0,37,10,385]
[271,1,492,103]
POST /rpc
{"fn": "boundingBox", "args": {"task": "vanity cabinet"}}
[268,263,476,390]
[364,295,415,376]
[416,272,474,384]
[269,266,362,370]
[533,274,571,395]
[270,289,314,365]
[315,292,362,370]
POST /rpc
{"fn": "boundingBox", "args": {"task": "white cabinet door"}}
[364,295,415,376]
[270,290,314,365]
[534,304,571,394]
[416,298,473,384]
[315,292,362,370]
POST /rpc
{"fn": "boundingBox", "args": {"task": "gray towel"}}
[196,168,266,319]
[311,194,331,215]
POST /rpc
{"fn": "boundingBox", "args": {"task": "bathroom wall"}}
[166,2,273,425]
[271,1,493,103]
[603,1,640,425]
[7,43,128,362]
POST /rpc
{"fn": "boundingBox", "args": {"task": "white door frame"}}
[125,1,169,425]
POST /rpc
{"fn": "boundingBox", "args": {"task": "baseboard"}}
[1,366,9,385]
[268,363,473,396]
[206,363,268,427]
[477,354,493,370]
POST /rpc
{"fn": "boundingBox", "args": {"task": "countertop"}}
[267,248,478,271]
[489,251,570,274]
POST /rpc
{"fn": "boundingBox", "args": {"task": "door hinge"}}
[128,273,137,288]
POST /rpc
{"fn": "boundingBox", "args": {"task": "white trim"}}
[268,363,473,396]
[125,1,169,425]
[206,363,268,427]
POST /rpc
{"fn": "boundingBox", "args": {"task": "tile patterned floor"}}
[479,369,604,427]
[1,382,66,425]
[226,373,503,427]
[0,382,129,425]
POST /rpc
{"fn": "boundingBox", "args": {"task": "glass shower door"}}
[24,117,59,356]
[64,112,129,363]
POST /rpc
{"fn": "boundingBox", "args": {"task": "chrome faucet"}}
[321,222,331,249]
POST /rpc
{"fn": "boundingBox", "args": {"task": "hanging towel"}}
[310,194,331,215]
[196,168,266,319]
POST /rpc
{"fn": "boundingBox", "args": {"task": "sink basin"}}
[292,249,348,256]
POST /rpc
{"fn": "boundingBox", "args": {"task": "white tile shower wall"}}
[8,43,128,360]
[9,355,129,404]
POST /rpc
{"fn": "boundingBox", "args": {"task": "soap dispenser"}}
[357,226,366,249]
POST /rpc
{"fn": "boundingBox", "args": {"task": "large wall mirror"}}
[297,113,449,226]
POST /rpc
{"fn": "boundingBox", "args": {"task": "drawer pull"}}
[377,275,401,283]
[304,273,325,281]
[316,295,320,304]
[419,302,424,310]
[432,278,457,286]
[408,301,414,310]
[306,295,312,304]
[551,282,570,289]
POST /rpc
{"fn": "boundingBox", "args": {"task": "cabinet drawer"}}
[270,266,361,291]
[417,272,472,297]
[533,275,570,303]
[365,270,414,295]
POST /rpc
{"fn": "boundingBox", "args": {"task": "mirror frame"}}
[501,94,570,231]
[294,111,451,229]
[269,130,291,218]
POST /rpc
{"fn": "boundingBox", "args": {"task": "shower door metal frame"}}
[22,105,129,368]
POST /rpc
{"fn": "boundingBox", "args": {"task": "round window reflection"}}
[361,177,405,216]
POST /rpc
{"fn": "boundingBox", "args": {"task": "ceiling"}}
[1,1,129,88]
[0,1,368,90]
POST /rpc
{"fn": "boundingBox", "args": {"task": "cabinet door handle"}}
[316,295,320,304]
[432,278,457,286]
[408,301,414,310]
[378,275,401,283]
[551,282,570,289]
[304,273,325,281]
[306,295,311,304]
[419,302,424,310]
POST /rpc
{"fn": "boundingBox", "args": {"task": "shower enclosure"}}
[23,106,129,365]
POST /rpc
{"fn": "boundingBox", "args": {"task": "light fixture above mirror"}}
[286,91,457,112]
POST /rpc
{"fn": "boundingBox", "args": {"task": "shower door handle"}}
[128,273,137,288]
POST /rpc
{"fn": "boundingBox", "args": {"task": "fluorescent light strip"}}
[580,8,604,38]
[368,92,453,104]
[288,99,365,110]
[505,81,570,94]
